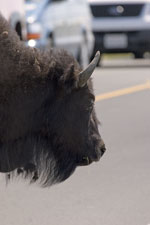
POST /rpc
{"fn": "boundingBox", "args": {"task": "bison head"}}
[41,52,106,184]
[0,14,106,186]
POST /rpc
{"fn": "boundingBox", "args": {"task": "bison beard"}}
[1,136,77,186]
[0,14,106,186]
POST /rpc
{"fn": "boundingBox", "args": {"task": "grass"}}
[102,53,134,60]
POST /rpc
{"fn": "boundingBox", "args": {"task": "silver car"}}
[25,0,94,67]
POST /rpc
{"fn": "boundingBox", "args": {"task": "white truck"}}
[0,0,26,40]
[89,0,150,58]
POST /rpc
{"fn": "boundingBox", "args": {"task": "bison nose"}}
[77,140,106,166]
[100,140,106,157]
[83,141,106,165]
[93,140,106,162]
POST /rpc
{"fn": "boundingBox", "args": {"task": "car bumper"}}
[93,30,150,54]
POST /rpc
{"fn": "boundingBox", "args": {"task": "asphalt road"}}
[0,57,150,225]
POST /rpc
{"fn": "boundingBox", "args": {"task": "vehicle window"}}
[25,0,42,3]
[51,0,64,2]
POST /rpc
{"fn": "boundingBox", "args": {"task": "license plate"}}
[104,34,128,49]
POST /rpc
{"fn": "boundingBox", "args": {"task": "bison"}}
[0,14,106,186]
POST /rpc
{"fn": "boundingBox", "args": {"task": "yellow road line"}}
[96,80,150,102]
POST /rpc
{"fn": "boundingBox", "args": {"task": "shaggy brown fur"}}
[0,14,106,186]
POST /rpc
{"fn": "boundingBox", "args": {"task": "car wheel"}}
[48,33,54,48]
[15,22,22,40]
[134,52,144,59]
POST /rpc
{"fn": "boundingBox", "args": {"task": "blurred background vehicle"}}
[0,0,27,40]
[89,0,150,60]
[25,0,94,68]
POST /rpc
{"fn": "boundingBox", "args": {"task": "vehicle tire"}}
[48,33,54,48]
[15,22,22,40]
[78,35,89,69]
[134,52,144,59]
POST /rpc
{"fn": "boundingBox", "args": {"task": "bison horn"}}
[78,51,100,87]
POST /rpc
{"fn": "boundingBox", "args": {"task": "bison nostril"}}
[101,144,106,157]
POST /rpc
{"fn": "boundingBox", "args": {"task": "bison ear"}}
[78,51,100,88]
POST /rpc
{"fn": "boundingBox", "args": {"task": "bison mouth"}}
[77,156,93,166]
[77,144,106,166]
[77,155,101,166]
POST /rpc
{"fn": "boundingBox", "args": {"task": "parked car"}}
[0,0,26,40]
[89,0,150,59]
[25,0,94,67]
